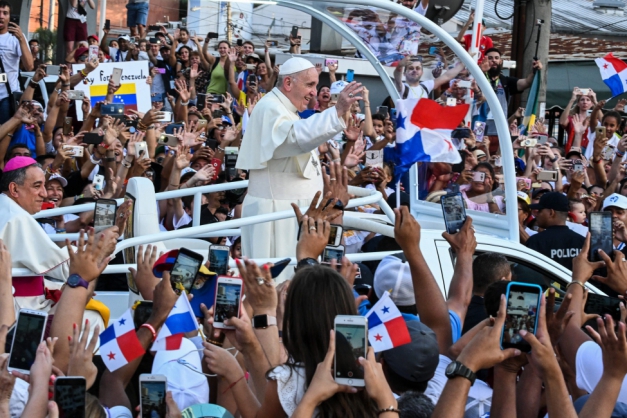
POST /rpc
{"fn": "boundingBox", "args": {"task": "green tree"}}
[33,27,57,63]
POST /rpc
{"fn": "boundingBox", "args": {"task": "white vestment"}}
[0,193,70,281]
[236,88,346,279]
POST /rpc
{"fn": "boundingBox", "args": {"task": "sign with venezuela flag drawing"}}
[72,61,151,121]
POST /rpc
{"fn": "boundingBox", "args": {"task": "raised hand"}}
[67,319,100,389]
[66,229,112,281]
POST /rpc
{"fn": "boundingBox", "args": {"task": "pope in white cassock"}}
[237,57,364,275]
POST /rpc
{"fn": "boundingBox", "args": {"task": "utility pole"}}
[40,0,44,27]
[521,0,551,107]
[226,1,232,43]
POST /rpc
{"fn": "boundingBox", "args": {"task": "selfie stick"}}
[533,19,544,62]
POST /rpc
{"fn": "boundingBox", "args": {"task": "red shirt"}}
[463,34,494,63]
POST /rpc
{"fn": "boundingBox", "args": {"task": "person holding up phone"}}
[393,55,465,101]
[455,12,493,63]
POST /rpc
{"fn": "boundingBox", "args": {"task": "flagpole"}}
[468,0,485,59]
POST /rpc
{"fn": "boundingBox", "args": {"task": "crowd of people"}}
[2,0,627,416]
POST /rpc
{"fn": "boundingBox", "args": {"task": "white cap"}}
[278,57,314,75]
[47,173,68,187]
[180,167,196,179]
[152,338,210,410]
[330,80,348,95]
[603,193,627,210]
[374,255,415,306]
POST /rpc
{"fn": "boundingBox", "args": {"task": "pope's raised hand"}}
[335,82,364,116]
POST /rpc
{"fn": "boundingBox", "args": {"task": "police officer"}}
[525,192,585,270]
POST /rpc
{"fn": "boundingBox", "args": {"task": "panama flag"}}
[99,308,145,372]
[394,98,469,182]
[365,291,411,352]
[152,293,199,351]
[595,53,627,97]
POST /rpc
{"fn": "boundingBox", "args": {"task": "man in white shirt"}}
[393,55,464,100]
[236,57,363,279]
[100,31,131,62]
[0,3,34,123]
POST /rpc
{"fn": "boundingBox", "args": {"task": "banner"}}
[72,61,151,121]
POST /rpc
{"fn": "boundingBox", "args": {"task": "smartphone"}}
[291,25,299,38]
[247,74,257,86]
[537,170,558,182]
[390,108,397,121]
[440,192,467,234]
[346,69,354,83]
[322,245,345,265]
[205,138,218,150]
[101,103,125,116]
[363,151,382,170]
[209,95,225,104]
[536,134,548,145]
[181,17,187,27]
[54,377,86,418]
[207,32,219,39]
[209,245,230,276]
[158,134,177,146]
[197,93,207,111]
[170,248,204,296]
[104,19,110,30]
[516,177,532,190]
[165,122,185,135]
[523,137,537,147]
[428,46,438,55]
[589,211,613,262]
[158,111,173,122]
[472,171,485,182]
[9,14,19,25]
[325,58,338,69]
[501,282,542,352]
[83,132,103,145]
[331,93,339,102]
[47,65,60,76]
[334,315,367,387]
[93,174,105,191]
[269,258,291,278]
[603,146,615,160]
[585,292,621,322]
[596,126,607,139]
[94,199,117,232]
[111,68,123,86]
[148,25,162,31]
[196,119,208,131]
[580,88,590,96]
[446,97,457,107]
[149,37,160,45]
[63,116,73,135]
[139,374,167,418]
[328,224,343,247]
[457,80,472,89]
[213,277,243,329]
[267,40,278,47]
[89,45,99,61]
[134,141,149,160]
[63,145,84,158]
[7,309,48,374]
[574,162,584,172]
[63,86,84,102]
[376,106,388,117]
[494,156,502,167]
[133,301,153,330]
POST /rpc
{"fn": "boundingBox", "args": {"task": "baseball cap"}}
[4,156,37,172]
[47,173,68,187]
[118,35,131,42]
[531,187,550,200]
[380,321,439,383]
[153,249,178,278]
[386,191,410,209]
[87,34,99,42]
[107,406,134,418]
[566,148,584,159]
[74,47,89,61]
[603,193,627,210]
[151,338,209,411]
[330,80,348,95]
[181,404,234,418]
[221,115,233,126]
[472,149,487,159]
[517,191,530,205]
[245,53,262,62]
[374,254,414,306]
[180,167,196,179]
[529,191,569,212]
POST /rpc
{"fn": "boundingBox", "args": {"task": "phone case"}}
[501,282,543,351]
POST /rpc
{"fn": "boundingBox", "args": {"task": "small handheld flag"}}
[595,53,627,98]
[365,291,411,352]
[393,98,468,182]
[99,308,145,372]
[152,293,199,351]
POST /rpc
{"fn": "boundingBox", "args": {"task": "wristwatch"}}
[295,257,318,271]
[252,314,277,329]
[445,361,476,385]
[67,274,89,289]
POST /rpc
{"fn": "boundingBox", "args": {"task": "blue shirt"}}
[10,125,39,156]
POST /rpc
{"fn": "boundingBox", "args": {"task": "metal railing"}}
[15,183,395,276]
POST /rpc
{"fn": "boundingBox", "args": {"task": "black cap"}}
[387,191,410,209]
[529,191,569,212]
[381,321,439,383]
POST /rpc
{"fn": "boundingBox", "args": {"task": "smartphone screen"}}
[322,246,344,264]
[209,246,230,276]
[94,200,117,233]
[170,249,203,295]
[214,279,242,325]
[334,321,366,382]
[441,193,467,234]
[328,225,342,246]
[140,379,167,418]
[104,19,110,30]
[8,311,47,372]
[291,25,299,38]
[63,117,73,135]
[589,212,613,262]
[501,283,542,352]
[54,377,86,418]
[585,292,621,322]
[346,69,354,83]
[133,301,153,330]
